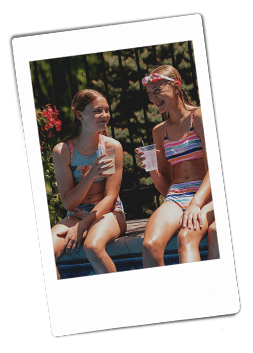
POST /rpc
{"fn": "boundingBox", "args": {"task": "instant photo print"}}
[12,15,240,337]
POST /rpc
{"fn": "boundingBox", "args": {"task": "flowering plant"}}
[36,104,62,140]
[36,104,64,225]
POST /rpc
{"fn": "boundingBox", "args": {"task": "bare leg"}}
[51,215,82,279]
[207,221,220,260]
[142,201,183,268]
[177,201,215,263]
[83,211,127,274]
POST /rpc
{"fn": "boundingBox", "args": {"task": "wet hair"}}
[63,89,108,142]
[150,65,197,120]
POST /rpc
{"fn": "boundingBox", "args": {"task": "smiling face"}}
[146,79,178,113]
[77,97,110,132]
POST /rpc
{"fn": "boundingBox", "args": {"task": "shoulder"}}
[152,121,167,149]
[152,121,166,135]
[192,107,202,124]
[53,141,70,155]
[192,107,205,140]
[52,142,71,163]
[192,107,203,131]
[103,135,123,151]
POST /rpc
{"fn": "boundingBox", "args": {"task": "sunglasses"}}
[142,73,181,88]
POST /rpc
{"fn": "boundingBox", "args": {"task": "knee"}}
[177,229,199,249]
[142,237,163,257]
[51,233,63,263]
[54,249,61,263]
[208,222,216,235]
[208,223,217,243]
[83,239,104,259]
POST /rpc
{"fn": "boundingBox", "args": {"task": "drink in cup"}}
[100,148,115,174]
[138,144,157,172]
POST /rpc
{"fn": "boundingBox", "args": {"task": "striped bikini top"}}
[69,134,106,185]
[164,111,203,166]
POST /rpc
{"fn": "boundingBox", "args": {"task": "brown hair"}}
[63,89,108,142]
[150,65,197,120]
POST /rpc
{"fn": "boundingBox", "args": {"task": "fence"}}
[30,41,199,221]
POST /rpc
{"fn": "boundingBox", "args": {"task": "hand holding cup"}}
[135,144,159,172]
[100,148,115,175]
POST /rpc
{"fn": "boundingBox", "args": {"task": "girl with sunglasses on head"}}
[51,89,126,278]
[135,65,216,267]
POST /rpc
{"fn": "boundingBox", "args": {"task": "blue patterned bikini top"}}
[69,135,106,185]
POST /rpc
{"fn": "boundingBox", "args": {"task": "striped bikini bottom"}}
[164,180,202,211]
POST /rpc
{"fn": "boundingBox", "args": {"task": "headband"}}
[142,73,182,88]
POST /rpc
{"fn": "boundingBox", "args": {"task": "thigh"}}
[84,211,127,249]
[178,200,215,244]
[199,200,215,234]
[144,201,183,248]
[51,215,81,258]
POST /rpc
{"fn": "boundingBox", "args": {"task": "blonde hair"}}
[150,65,197,120]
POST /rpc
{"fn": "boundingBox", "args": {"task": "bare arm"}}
[189,171,211,209]
[193,108,208,173]
[150,123,173,195]
[135,122,173,195]
[190,108,211,208]
[52,142,112,211]
[180,109,212,229]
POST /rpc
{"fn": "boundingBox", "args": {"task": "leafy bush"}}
[36,104,65,226]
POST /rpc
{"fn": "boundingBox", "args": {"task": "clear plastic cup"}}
[138,144,157,172]
[100,148,115,174]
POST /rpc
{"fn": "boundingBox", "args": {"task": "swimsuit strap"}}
[190,108,199,128]
[165,109,196,140]
[190,111,194,127]
[69,140,74,163]
[100,134,106,154]
[165,119,169,139]
[165,112,193,141]
[69,136,105,162]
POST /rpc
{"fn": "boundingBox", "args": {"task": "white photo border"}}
[12,14,240,337]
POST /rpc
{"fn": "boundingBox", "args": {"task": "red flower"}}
[53,106,60,114]
[54,120,62,131]
[47,120,54,129]
[42,110,49,118]
[37,104,62,134]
